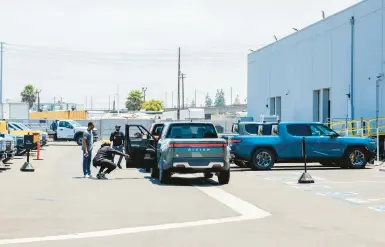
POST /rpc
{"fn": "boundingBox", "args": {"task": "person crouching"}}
[93,140,128,180]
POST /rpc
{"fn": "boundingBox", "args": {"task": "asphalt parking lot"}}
[1,143,385,246]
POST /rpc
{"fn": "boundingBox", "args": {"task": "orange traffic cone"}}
[33,142,44,160]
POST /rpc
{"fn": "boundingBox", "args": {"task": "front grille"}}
[5,141,12,151]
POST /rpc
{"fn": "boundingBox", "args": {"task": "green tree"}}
[125,90,143,111]
[205,93,212,107]
[20,84,37,109]
[214,89,226,106]
[142,99,164,111]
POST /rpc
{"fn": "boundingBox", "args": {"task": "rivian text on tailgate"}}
[152,122,230,184]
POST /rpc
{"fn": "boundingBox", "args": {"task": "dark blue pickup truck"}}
[228,122,377,170]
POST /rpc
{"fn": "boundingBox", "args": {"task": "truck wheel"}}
[345,147,368,169]
[151,167,159,179]
[251,148,275,170]
[76,136,83,146]
[159,167,171,184]
[218,170,230,184]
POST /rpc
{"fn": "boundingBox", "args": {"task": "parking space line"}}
[195,186,271,218]
[0,176,271,245]
[0,216,253,245]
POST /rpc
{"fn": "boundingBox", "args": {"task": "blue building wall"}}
[248,0,385,122]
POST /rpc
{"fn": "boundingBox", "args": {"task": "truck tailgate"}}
[169,139,227,159]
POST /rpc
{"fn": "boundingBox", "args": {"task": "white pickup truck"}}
[52,120,99,145]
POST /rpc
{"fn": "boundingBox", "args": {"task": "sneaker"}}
[85,174,90,178]
[88,174,94,179]
[101,173,109,180]
[96,173,103,179]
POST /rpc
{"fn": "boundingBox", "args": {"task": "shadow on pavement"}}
[145,175,221,187]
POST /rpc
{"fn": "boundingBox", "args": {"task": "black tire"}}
[251,148,275,170]
[204,172,213,179]
[218,170,230,184]
[76,136,83,146]
[344,147,368,169]
[151,167,159,178]
[159,167,171,184]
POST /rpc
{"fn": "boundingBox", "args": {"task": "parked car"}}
[8,122,48,146]
[0,135,15,164]
[124,122,231,184]
[228,122,377,170]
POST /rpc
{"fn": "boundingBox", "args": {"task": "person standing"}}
[109,125,125,160]
[82,121,95,178]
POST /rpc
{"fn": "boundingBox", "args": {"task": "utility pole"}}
[117,84,120,114]
[181,73,186,108]
[108,95,110,110]
[177,47,181,120]
[91,96,93,110]
[195,89,197,107]
[142,86,147,102]
[0,42,3,104]
[36,89,41,112]
[172,91,174,108]
[165,92,167,108]
[85,96,87,110]
[230,87,233,105]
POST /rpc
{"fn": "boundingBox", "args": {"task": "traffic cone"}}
[33,142,43,160]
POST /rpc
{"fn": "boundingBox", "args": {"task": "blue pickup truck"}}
[228,122,377,170]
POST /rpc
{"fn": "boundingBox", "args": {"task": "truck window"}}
[152,125,164,136]
[286,124,311,136]
[167,124,218,139]
[309,124,337,136]
[232,124,239,133]
[59,121,71,128]
[245,124,259,134]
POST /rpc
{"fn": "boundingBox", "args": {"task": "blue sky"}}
[0,0,360,109]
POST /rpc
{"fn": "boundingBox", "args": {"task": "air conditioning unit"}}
[260,115,279,123]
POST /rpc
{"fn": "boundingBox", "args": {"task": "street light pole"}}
[376,74,382,162]
[36,89,42,112]
[142,86,147,102]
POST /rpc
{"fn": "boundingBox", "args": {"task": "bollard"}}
[20,135,35,172]
[298,137,314,183]
[20,149,35,172]
[33,142,44,160]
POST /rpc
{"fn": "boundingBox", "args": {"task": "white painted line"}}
[326,181,385,184]
[195,186,271,218]
[0,175,271,245]
[0,216,256,245]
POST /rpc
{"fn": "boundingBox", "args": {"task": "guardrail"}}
[325,117,385,137]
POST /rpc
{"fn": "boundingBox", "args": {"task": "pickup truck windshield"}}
[68,121,82,127]
[167,124,218,139]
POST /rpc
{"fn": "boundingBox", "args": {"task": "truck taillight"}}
[229,139,242,143]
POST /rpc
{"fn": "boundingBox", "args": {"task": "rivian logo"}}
[188,148,211,152]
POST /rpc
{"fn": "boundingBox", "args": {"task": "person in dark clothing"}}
[93,140,128,180]
[109,125,125,160]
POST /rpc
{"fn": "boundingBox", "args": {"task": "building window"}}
[269,97,275,115]
[313,90,320,122]
[275,97,281,120]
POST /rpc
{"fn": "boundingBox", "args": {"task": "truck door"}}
[280,124,312,158]
[307,124,343,158]
[57,121,75,139]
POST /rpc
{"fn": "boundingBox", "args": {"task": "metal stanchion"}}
[298,137,314,184]
[20,135,35,172]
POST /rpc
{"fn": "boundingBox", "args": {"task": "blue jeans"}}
[82,150,92,176]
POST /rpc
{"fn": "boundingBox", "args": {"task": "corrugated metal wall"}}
[248,0,385,122]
